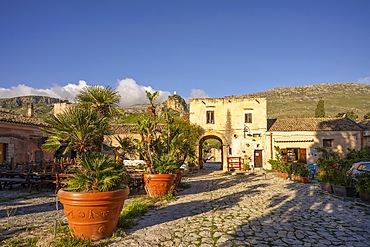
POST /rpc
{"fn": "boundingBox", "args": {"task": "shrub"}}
[355,173,370,192]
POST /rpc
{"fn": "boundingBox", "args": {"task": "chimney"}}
[27,103,34,117]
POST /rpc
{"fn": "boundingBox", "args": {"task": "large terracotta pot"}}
[144,173,176,197]
[299,176,309,183]
[58,188,130,240]
[173,170,184,189]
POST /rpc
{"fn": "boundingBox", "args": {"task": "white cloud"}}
[116,78,170,107]
[189,89,209,98]
[0,78,172,108]
[357,76,370,84]
[0,80,87,103]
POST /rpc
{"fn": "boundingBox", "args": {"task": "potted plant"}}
[57,152,130,240]
[330,162,356,197]
[354,172,370,203]
[136,91,203,197]
[43,86,130,240]
[315,147,340,193]
[186,156,198,174]
[279,162,291,179]
[292,163,310,183]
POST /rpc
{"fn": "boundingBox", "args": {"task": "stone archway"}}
[197,131,228,171]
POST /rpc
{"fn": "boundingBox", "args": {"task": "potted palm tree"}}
[42,86,130,240]
[136,91,203,197]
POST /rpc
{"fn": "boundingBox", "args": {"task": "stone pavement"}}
[1,163,370,246]
[111,165,370,247]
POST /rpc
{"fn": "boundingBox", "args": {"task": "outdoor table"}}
[0,172,32,190]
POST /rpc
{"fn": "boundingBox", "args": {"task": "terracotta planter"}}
[58,188,130,240]
[188,167,195,173]
[300,176,309,183]
[331,184,356,197]
[319,182,333,193]
[173,170,184,188]
[359,191,370,203]
[144,173,176,197]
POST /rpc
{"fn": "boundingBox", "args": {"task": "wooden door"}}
[299,149,307,163]
[0,143,5,163]
[254,150,263,168]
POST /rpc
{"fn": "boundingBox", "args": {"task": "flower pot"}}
[189,166,194,173]
[331,184,356,197]
[359,191,370,203]
[300,177,309,183]
[57,188,130,240]
[319,182,333,193]
[144,173,176,197]
[173,170,184,189]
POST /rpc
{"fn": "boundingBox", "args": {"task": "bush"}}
[355,173,370,192]
[292,163,310,177]
[268,160,282,171]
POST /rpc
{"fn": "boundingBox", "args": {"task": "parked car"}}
[349,161,370,176]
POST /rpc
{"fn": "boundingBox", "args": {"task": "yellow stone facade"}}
[189,96,267,170]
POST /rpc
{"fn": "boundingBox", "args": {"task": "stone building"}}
[0,105,54,165]
[189,96,267,170]
[265,118,365,169]
[190,96,367,171]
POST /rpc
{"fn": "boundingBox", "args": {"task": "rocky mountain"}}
[0,96,67,118]
[1,82,369,120]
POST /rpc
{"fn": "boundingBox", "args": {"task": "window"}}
[281,148,307,163]
[244,113,252,123]
[323,139,333,148]
[206,110,215,124]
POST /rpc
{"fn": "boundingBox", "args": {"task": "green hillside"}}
[250,82,370,120]
[1,82,369,121]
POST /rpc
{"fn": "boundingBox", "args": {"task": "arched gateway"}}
[197,131,228,170]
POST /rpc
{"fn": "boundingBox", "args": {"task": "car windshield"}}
[362,163,370,170]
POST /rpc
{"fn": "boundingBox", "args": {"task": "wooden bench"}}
[227,157,242,171]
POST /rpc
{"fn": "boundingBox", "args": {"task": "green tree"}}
[42,86,120,156]
[315,100,325,117]
[203,139,221,152]
[42,106,110,156]
[136,91,204,174]
[75,85,123,120]
[335,111,358,121]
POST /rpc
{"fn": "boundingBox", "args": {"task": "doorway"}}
[0,143,6,163]
[254,150,263,168]
[199,135,223,170]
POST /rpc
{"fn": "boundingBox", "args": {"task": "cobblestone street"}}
[110,166,370,246]
[1,163,370,246]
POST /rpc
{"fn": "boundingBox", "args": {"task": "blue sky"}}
[0,0,369,106]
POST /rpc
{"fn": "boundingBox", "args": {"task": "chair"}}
[227,157,242,171]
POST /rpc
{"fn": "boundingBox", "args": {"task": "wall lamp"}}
[244,125,253,138]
